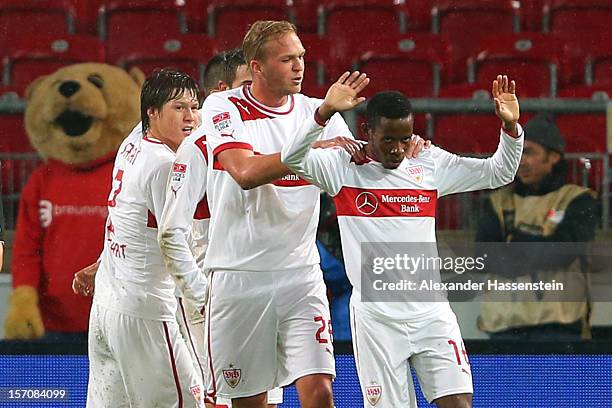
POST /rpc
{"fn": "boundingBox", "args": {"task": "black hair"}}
[365,91,413,130]
[140,68,199,134]
[202,48,247,96]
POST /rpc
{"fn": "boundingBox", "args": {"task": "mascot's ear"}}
[128,67,146,89]
[25,75,48,102]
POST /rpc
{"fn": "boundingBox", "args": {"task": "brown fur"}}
[24,63,145,164]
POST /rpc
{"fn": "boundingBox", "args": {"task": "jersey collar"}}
[242,84,294,116]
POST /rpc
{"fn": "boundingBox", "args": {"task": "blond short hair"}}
[242,20,297,68]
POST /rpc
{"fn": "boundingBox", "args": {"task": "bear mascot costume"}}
[4,63,144,340]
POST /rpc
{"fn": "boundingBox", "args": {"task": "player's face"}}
[148,90,199,150]
[367,116,414,169]
[517,140,559,186]
[257,32,305,96]
[231,64,252,88]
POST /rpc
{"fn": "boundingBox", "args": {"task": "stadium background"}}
[2,0,612,406]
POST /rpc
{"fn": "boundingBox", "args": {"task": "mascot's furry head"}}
[24,63,144,165]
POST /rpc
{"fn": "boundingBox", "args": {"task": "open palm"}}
[493,75,519,125]
[324,71,369,112]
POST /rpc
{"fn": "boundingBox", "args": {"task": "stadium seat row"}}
[3,79,611,157]
[1,0,612,45]
[2,31,612,99]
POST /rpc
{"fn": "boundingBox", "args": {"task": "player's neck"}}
[250,82,288,107]
[365,144,378,162]
[146,130,180,152]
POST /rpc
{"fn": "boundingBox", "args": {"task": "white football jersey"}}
[282,115,524,320]
[202,85,352,272]
[95,131,178,321]
[159,131,210,311]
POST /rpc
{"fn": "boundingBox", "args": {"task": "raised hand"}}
[492,75,520,136]
[318,71,369,122]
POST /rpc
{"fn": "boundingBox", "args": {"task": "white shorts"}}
[207,266,335,399]
[87,302,204,408]
[177,297,213,404]
[350,301,473,407]
[176,298,283,406]
[215,387,284,406]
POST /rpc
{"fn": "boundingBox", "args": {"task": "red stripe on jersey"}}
[212,142,253,158]
[162,321,183,408]
[207,272,218,399]
[194,196,210,219]
[272,174,311,187]
[244,85,295,115]
[143,136,163,144]
[177,298,206,381]
[334,187,437,218]
[194,135,208,163]
[228,96,272,121]
[147,210,158,228]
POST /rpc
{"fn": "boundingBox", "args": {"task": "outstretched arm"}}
[282,72,369,195]
[434,75,524,196]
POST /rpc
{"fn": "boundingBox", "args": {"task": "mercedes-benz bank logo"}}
[355,192,378,215]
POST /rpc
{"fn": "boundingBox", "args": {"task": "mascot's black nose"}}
[59,81,81,98]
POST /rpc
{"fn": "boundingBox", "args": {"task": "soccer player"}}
[199,20,377,408]
[203,48,253,95]
[159,49,283,408]
[281,76,524,407]
[86,69,205,408]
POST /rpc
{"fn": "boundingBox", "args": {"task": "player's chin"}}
[382,162,402,169]
[287,82,302,94]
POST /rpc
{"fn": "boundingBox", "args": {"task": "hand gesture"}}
[312,136,367,163]
[318,71,369,122]
[405,134,431,159]
[492,75,520,135]
[72,260,100,296]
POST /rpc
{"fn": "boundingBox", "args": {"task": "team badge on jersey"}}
[407,165,424,183]
[223,365,241,388]
[213,112,232,132]
[365,384,382,406]
[189,384,204,407]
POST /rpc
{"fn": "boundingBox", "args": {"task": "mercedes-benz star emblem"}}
[355,192,379,215]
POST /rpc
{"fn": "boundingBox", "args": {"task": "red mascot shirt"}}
[12,155,114,333]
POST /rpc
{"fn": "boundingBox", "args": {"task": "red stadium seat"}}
[399,0,432,31]
[0,0,75,38]
[352,33,452,98]
[183,0,210,33]
[319,0,405,59]
[2,35,105,97]
[434,83,534,153]
[431,0,519,81]
[0,113,29,153]
[107,34,217,86]
[469,33,563,97]
[544,0,612,38]
[556,84,612,153]
[98,1,187,44]
[520,0,545,31]
[580,36,612,86]
[0,91,31,153]
[293,0,320,34]
[207,0,291,49]
[299,34,332,95]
